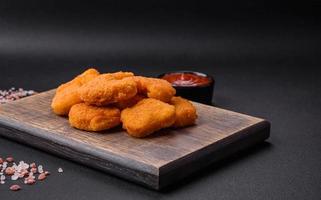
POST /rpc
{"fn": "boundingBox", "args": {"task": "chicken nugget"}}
[170,96,197,127]
[79,75,137,106]
[113,94,145,110]
[130,76,176,103]
[69,103,121,131]
[51,68,100,115]
[106,71,134,80]
[86,71,134,82]
[121,98,176,137]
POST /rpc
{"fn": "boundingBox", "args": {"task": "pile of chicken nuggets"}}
[51,68,197,138]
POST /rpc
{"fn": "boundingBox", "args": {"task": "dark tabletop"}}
[0,1,320,199]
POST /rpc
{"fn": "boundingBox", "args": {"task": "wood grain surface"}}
[0,90,270,190]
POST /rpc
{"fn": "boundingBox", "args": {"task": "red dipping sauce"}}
[159,71,214,104]
[162,72,212,87]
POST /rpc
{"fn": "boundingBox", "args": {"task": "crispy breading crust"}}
[51,68,100,116]
[112,94,145,110]
[121,98,176,137]
[79,73,137,106]
[69,103,121,131]
[52,69,198,136]
[170,96,197,127]
[130,76,176,103]
[96,71,134,80]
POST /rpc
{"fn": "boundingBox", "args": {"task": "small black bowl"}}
[158,71,215,105]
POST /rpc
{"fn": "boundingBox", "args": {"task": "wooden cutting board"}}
[0,90,270,190]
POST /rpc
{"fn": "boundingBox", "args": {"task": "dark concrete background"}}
[0,1,320,199]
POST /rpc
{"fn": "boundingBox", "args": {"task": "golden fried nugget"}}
[131,76,176,103]
[79,75,137,106]
[121,98,176,137]
[113,94,145,110]
[51,68,100,115]
[107,71,134,80]
[90,71,134,81]
[69,103,121,131]
[170,96,197,127]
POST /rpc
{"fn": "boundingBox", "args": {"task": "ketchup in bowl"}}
[162,72,212,87]
[159,71,214,105]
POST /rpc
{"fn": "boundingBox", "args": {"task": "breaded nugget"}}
[113,94,145,110]
[51,68,100,115]
[121,98,176,137]
[79,75,137,106]
[90,71,134,81]
[170,96,197,127]
[131,76,176,102]
[69,103,121,131]
[107,71,134,80]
